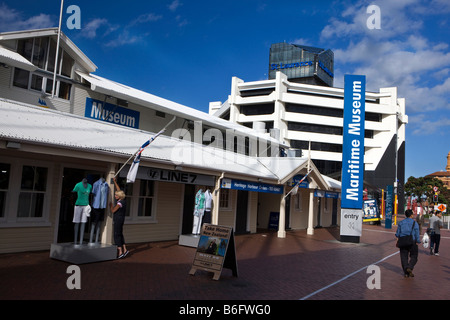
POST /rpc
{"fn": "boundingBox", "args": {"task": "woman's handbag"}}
[396,221,416,248]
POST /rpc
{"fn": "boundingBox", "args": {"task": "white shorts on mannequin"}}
[73,205,90,223]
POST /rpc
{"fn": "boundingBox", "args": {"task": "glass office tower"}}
[269,43,334,87]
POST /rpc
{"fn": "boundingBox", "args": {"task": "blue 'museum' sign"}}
[341,75,366,209]
[85,98,140,129]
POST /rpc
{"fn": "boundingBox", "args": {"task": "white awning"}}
[0,46,37,72]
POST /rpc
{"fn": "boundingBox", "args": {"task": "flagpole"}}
[284,169,313,199]
[114,116,177,179]
[52,0,64,98]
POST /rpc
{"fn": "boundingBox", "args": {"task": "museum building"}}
[0,29,341,254]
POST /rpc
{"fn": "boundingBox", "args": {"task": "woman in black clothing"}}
[110,178,128,259]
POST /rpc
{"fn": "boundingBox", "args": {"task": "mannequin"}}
[72,178,92,246]
[202,188,213,225]
[192,189,205,235]
[89,177,109,245]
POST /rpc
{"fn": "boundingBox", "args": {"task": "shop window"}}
[0,163,11,218]
[17,166,48,218]
[137,181,155,217]
[219,189,231,209]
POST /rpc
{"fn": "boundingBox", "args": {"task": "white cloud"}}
[83,18,110,39]
[130,13,163,26]
[168,0,182,12]
[320,0,450,130]
[408,113,450,135]
[0,3,53,31]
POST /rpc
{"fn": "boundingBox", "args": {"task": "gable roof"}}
[0,28,97,73]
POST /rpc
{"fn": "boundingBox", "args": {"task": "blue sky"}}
[1,0,449,181]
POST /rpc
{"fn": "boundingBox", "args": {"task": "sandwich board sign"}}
[189,224,238,281]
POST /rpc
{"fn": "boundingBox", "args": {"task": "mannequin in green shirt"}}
[72,179,92,246]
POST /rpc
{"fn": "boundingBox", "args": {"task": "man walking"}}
[429,210,443,256]
[395,209,421,278]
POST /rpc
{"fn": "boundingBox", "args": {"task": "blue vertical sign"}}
[385,185,393,229]
[340,75,366,242]
[341,75,366,209]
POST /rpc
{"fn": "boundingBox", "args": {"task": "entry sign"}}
[189,224,238,281]
[340,75,366,242]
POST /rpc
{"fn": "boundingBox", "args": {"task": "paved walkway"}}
[1,219,449,302]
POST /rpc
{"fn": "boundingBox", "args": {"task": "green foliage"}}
[404,176,448,206]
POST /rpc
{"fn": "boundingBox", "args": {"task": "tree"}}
[404,176,448,210]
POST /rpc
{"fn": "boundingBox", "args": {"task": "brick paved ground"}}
[0,217,448,303]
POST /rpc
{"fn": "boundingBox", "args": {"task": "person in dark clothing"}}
[395,209,421,278]
[110,178,128,259]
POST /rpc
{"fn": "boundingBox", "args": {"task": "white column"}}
[102,163,116,244]
[307,189,315,235]
[278,191,286,238]
[212,174,224,225]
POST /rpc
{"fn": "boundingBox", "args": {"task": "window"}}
[293,193,302,211]
[30,74,43,92]
[0,164,10,218]
[13,67,72,101]
[291,140,343,153]
[17,38,33,62]
[58,81,72,100]
[137,181,155,217]
[240,104,275,116]
[61,51,74,77]
[13,37,74,100]
[116,178,156,221]
[17,166,48,218]
[32,37,49,69]
[219,189,231,209]
[13,68,30,89]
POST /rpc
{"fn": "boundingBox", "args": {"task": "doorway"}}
[235,190,249,234]
[181,184,196,235]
